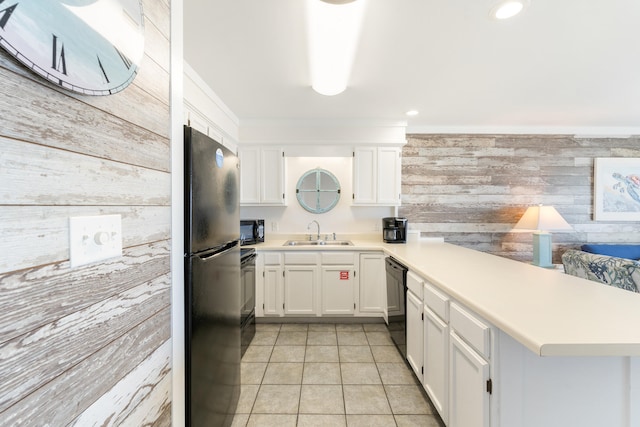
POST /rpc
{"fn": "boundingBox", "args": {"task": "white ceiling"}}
[183,0,640,134]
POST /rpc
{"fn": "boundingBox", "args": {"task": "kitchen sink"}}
[283,240,353,246]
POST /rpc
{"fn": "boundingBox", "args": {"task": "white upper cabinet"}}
[239,146,286,205]
[353,146,401,206]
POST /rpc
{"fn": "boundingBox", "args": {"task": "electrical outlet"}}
[272,222,279,231]
[374,221,381,231]
[69,215,122,268]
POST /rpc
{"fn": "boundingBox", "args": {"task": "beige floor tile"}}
[365,331,394,345]
[303,362,342,384]
[299,384,345,414]
[377,363,419,385]
[336,323,364,332]
[346,414,396,427]
[251,331,279,346]
[343,385,392,415]
[270,345,306,362]
[242,345,273,362]
[341,363,381,385]
[362,323,388,332]
[246,413,297,427]
[298,414,347,426]
[307,331,338,345]
[262,362,304,384]
[231,413,249,427]
[339,346,374,363]
[236,384,259,413]
[394,414,443,427]
[337,331,368,345]
[275,331,308,346]
[370,345,404,363]
[280,323,309,331]
[256,323,281,332]
[308,323,337,332]
[252,385,301,414]
[241,362,267,385]
[385,385,432,415]
[305,345,339,362]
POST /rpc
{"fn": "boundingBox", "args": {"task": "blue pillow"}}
[581,244,640,260]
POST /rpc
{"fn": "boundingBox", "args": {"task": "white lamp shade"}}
[513,205,573,232]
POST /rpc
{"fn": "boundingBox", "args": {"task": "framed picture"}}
[593,158,640,221]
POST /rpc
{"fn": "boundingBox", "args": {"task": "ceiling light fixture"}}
[307,0,367,96]
[406,110,419,116]
[490,0,529,20]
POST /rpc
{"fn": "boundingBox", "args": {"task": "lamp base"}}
[532,232,553,268]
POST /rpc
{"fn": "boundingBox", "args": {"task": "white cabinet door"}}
[358,252,385,314]
[353,147,377,204]
[263,265,283,316]
[406,289,424,381]
[321,266,355,315]
[424,305,449,425]
[449,331,490,427]
[239,146,261,204]
[261,147,285,204]
[284,266,318,315]
[377,146,401,205]
[353,146,401,206]
[239,146,285,205]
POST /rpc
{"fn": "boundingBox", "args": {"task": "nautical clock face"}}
[0,0,145,95]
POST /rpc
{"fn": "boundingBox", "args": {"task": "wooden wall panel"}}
[1,308,170,425]
[0,0,172,424]
[400,134,640,263]
[0,206,170,273]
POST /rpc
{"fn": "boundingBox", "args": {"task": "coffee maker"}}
[382,217,408,243]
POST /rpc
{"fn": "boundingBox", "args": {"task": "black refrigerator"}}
[184,125,240,427]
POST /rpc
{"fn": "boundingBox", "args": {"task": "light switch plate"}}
[69,215,122,268]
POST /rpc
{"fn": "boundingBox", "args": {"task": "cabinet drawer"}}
[321,252,355,265]
[263,252,282,265]
[284,252,319,265]
[450,302,491,359]
[424,282,449,321]
[407,271,423,300]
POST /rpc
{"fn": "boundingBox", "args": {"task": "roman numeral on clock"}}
[97,55,110,83]
[115,46,132,70]
[0,1,18,30]
[51,34,67,75]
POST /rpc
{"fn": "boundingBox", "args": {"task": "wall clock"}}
[0,0,145,95]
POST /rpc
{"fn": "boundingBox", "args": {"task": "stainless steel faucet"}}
[308,220,320,241]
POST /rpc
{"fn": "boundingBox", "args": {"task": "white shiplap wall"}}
[0,0,172,425]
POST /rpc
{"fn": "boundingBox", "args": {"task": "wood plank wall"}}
[400,134,640,263]
[0,0,172,425]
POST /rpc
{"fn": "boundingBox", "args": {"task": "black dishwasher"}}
[385,256,408,359]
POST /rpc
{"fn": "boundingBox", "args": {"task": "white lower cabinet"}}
[449,331,490,427]
[321,266,355,314]
[406,277,492,427]
[284,265,318,315]
[321,251,357,315]
[424,305,449,425]
[406,270,424,380]
[358,252,385,314]
[448,302,492,427]
[263,253,283,316]
[259,251,373,318]
[283,252,320,315]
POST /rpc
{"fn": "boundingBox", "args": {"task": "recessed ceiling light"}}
[490,0,529,20]
[406,110,419,116]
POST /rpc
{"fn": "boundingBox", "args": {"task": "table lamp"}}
[513,205,573,268]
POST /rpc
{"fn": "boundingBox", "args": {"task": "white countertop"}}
[252,236,640,357]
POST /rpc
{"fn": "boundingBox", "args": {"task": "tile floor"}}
[232,322,444,427]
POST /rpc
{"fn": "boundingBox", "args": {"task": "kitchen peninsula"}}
[251,237,640,427]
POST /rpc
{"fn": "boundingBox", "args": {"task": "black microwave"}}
[240,219,264,245]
